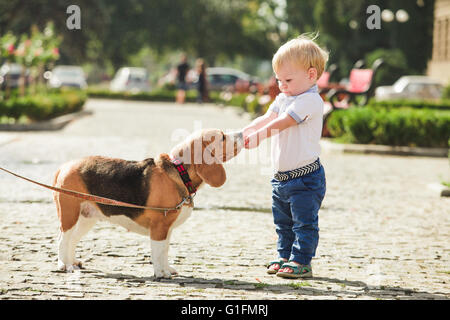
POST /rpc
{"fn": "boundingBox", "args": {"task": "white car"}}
[206,67,259,92]
[110,67,150,93]
[375,76,443,100]
[48,65,87,89]
[0,63,30,89]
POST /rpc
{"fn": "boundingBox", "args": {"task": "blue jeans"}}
[271,163,326,265]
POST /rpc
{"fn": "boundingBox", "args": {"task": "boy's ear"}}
[308,67,318,80]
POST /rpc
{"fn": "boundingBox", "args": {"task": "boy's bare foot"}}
[278,260,299,273]
[267,258,288,274]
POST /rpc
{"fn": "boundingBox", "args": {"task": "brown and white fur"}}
[53,129,243,278]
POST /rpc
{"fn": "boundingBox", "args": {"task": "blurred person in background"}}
[175,53,190,104]
[195,58,208,104]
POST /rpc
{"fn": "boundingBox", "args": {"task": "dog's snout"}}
[227,130,243,143]
[234,131,243,142]
[228,130,244,154]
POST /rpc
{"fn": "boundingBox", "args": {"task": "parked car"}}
[48,65,87,89]
[0,63,30,89]
[110,67,150,93]
[375,76,443,100]
[206,67,259,92]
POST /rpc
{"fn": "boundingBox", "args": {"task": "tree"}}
[0,0,435,84]
[310,0,435,83]
[0,0,278,70]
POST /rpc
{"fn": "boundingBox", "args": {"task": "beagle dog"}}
[53,129,243,278]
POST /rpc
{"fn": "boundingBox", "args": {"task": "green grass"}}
[287,281,312,289]
[254,282,270,289]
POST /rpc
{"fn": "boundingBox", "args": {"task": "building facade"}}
[428,0,450,84]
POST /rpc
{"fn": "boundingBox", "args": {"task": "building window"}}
[434,18,450,61]
[446,18,449,60]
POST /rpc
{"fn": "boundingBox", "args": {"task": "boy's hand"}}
[244,132,260,149]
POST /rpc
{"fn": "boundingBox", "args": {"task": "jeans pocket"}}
[301,168,325,192]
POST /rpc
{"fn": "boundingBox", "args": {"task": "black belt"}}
[274,159,320,181]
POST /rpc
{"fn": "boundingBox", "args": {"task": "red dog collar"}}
[171,157,197,195]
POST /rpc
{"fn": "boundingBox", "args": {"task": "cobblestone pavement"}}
[0,99,449,300]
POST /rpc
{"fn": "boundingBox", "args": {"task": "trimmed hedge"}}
[0,90,87,122]
[87,88,195,102]
[367,99,450,111]
[87,88,224,103]
[327,106,450,148]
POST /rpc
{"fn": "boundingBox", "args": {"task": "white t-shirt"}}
[268,84,323,173]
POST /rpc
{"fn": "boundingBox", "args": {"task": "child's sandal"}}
[276,262,313,279]
[266,259,285,274]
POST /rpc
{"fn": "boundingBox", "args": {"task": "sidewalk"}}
[0,99,448,300]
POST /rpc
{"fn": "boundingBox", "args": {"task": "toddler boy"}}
[243,35,328,278]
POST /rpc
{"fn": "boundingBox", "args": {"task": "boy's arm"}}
[242,110,278,138]
[244,113,297,149]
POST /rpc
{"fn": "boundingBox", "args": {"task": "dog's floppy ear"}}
[195,163,226,187]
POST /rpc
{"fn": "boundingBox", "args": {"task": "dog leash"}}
[0,166,193,216]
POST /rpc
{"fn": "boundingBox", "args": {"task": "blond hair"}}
[272,34,329,79]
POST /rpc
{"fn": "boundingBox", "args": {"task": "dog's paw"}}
[169,266,178,276]
[154,268,173,279]
[73,259,83,269]
[58,260,82,272]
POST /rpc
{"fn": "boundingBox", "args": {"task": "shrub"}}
[87,88,199,102]
[0,90,86,122]
[327,105,450,148]
[367,99,450,111]
[87,88,228,105]
[443,85,450,100]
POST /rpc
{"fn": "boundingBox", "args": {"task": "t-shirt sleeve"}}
[286,94,323,124]
[267,94,282,114]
